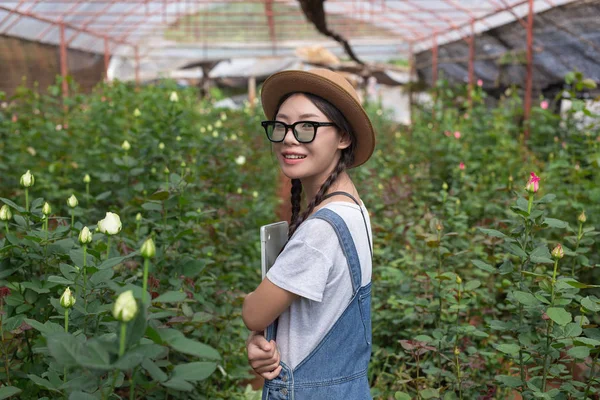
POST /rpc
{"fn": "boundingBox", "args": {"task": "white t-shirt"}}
[266,201,373,370]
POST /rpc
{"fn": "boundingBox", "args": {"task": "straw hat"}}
[261,68,376,168]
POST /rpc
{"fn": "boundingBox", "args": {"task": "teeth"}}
[285,155,306,159]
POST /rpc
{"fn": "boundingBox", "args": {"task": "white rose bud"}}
[158,142,165,150]
[67,194,78,208]
[79,226,92,244]
[60,287,76,309]
[100,212,122,235]
[0,205,12,221]
[42,202,52,216]
[83,174,91,183]
[169,91,179,102]
[121,140,131,151]
[133,108,141,117]
[235,155,246,166]
[97,218,105,233]
[135,212,142,222]
[20,170,35,187]
[578,211,586,224]
[113,290,138,322]
[141,237,156,258]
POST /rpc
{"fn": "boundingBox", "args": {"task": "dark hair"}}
[277,92,357,239]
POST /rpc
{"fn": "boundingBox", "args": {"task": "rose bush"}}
[0,72,598,399]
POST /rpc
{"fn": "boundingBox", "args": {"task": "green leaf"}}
[68,391,98,400]
[536,194,556,204]
[567,346,590,359]
[506,243,528,258]
[142,359,168,382]
[420,388,439,399]
[90,269,114,285]
[546,307,572,326]
[529,246,554,264]
[464,280,481,291]
[477,228,506,238]
[28,374,58,392]
[0,386,22,399]
[153,291,187,303]
[23,318,64,335]
[581,297,600,312]
[161,378,194,392]
[149,191,170,201]
[394,392,411,400]
[0,198,25,213]
[472,259,494,273]
[172,361,217,381]
[95,191,112,201]
[0,267,18,279]
[543,218,569,229]
[562,280,600,290]
[47,275,74,285]
[159,329,220,360]
[180,259,209,277]
[142,202,163,212]
[97,252,138,270]
[496,343,520,356]
[495,375,523,388]
[513,291,539,306]
[563,323,583,338]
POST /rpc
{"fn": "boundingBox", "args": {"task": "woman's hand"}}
[246,330,282,380]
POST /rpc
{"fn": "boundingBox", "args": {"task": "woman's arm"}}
[242,278,299,332]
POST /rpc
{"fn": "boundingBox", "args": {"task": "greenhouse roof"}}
[0,0,578,65]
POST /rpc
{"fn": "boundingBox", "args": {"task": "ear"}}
[337,131,352,150]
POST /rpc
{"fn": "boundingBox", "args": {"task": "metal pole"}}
[432,31,438,86]
[59,22,68,98]
[524,0,534,140]
[468,19,475,107]
[408,41,415,127]
[104,36,110,82]
[135,46,140,86]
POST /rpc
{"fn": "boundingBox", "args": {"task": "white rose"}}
[235,155,246,166]
[112,290,138,322]
[67,194,78,208]
[98,212,122,235]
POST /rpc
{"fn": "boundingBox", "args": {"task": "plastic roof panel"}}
[0,0,593,85]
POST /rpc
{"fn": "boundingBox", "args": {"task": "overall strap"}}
[308,208,362,295]
[322,191,372,258]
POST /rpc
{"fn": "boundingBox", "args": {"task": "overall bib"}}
[263,206,373,400]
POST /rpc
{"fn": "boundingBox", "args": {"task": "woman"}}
[242,68,375,399]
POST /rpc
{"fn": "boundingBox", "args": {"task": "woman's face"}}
[273,94,350,182]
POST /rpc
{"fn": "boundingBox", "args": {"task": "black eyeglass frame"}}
[261,120,337,143]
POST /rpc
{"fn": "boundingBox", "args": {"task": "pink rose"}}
[541,100,549,110]
[477,79,483,87]
[459,162,465,170]
[454,131,461,139]
[525,172,540,193]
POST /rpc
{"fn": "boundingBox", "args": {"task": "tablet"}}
[260,221,289,279]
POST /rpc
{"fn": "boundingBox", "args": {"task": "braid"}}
[289,179,303,237]
[287,150,352,238]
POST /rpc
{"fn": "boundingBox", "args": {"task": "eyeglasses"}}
[261,120,336,143]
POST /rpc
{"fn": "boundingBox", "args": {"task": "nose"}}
[282,125,300,145]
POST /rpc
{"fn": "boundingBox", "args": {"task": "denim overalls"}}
[263,207,373,400]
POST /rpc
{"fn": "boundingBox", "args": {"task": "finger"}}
[250,355,279,370]
[251,350,280,372]
[261,365,282,381]
[255,359,281,374]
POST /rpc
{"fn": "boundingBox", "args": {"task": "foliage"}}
[0,79,277,399]
[362,74,600,399]
[0,71,599,399]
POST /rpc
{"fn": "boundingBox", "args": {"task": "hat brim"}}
[261,70,375,168]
